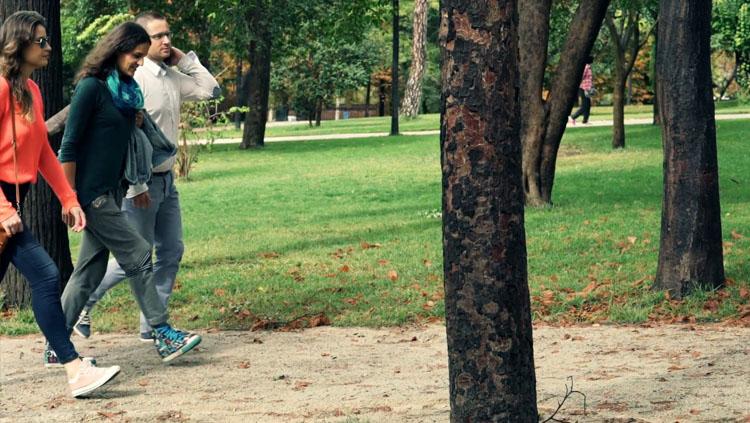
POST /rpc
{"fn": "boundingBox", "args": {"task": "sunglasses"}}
[32,36,50,49]
[149,31,172,41]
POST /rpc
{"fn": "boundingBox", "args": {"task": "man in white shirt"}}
[74,11,220,341]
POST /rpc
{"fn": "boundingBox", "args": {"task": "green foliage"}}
[712,0,750,94]
[272,40,379,122]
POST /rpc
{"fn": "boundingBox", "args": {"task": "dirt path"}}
[1,324,748,422]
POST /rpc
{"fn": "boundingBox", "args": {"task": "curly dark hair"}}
[0,11,46,118]
[75,21,150,83]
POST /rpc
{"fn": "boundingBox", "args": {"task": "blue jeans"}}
[0,229,79,363]
[84,171,184,333]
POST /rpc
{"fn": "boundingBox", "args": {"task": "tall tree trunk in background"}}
[240,6,272,150]
[1,0,73,308]
[365,78,371,117]
[390,0,400,135]
[519,0,552,207]
[519,0,610,206]
[315,99,322,127]
[652,22,661,125]
[400,0,428,118]
[654,0,725,299]
[605,10,649,150]
[234,56,243,130]
[440,1,538,420]
[378,78,386,116]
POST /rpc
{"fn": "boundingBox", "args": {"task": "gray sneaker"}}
[139,331,155,343]
[73,309,92,338]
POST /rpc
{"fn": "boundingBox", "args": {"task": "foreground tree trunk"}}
[1,0,73,307]
[400,0,428,118]
[519,0,610,206]
[390,0,400,135]
[440,1,538,420]
[240,8,272,150]
[654,0,725,299]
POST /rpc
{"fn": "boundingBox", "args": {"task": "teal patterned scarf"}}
[106,70,144,115]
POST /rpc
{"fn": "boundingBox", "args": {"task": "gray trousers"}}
[61,191,168,332]
[84,172,184,333]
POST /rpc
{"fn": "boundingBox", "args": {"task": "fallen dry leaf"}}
[387,270,399,281]
[293,380,312,391]
[739,287,749,299]
[339,264,351,273]
[137,379,149,387]
[360,242,382,250]
[213,288,226,297]
[259,252,280,259]
[238,361,251,369]
[731,230,744,239]
[423,259,433,267]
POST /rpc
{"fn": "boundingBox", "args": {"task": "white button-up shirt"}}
[128,52,220,196]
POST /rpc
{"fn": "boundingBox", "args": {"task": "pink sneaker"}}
[68,359,121,398]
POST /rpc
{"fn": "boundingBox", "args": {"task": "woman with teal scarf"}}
[54,22,202,370]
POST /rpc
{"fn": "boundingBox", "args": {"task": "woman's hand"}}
[135,111,144,128]
[1,212,23,236]
[62,207,86,232]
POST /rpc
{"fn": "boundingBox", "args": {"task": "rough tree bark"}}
[240,6,272,150]
[654,0,725,299]
[1,0,73,307]
[519,0,610,206]
[440,1,538,420]
[390,0,400,135]
[400,0,428,118]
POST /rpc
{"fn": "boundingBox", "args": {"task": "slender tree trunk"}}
[519,0,552,207]
[240,7,272,150]
[652,22,661,125]
[440,1,538,420]
[234,56,243,130]
[365,78,371,117]
[400,0,428,118]
[1,0,73,307]
[379,78,386,117]
[654,0,724,299]
[612,65,627,149]
[315,99,322,127]
[520,0,610,206]
[390,0,400,135]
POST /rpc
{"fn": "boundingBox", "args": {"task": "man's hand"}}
[62,207,86,232]
[133,191,152,209]
[167,47,186,66]
[1,212,23,236]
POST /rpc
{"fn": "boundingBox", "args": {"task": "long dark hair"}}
[0,11,46,117]
[76,21,150,83]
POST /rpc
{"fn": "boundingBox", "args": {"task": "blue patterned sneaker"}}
[73,309,92,339]
[153,325,201,363]
[43,348,62,368]
[44,347,96,369]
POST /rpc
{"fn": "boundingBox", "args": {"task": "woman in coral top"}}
[0,11,120,398]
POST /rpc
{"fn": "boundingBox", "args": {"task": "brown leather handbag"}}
[0,85,22,254]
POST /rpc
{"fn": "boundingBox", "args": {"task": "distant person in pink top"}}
[570,56,594,125]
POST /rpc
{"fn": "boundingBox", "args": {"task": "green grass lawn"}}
[2,120,748,335]
[206,100,750,139]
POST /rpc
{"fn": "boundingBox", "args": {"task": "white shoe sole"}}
[161,334,202,363]
[71,366,121,398]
